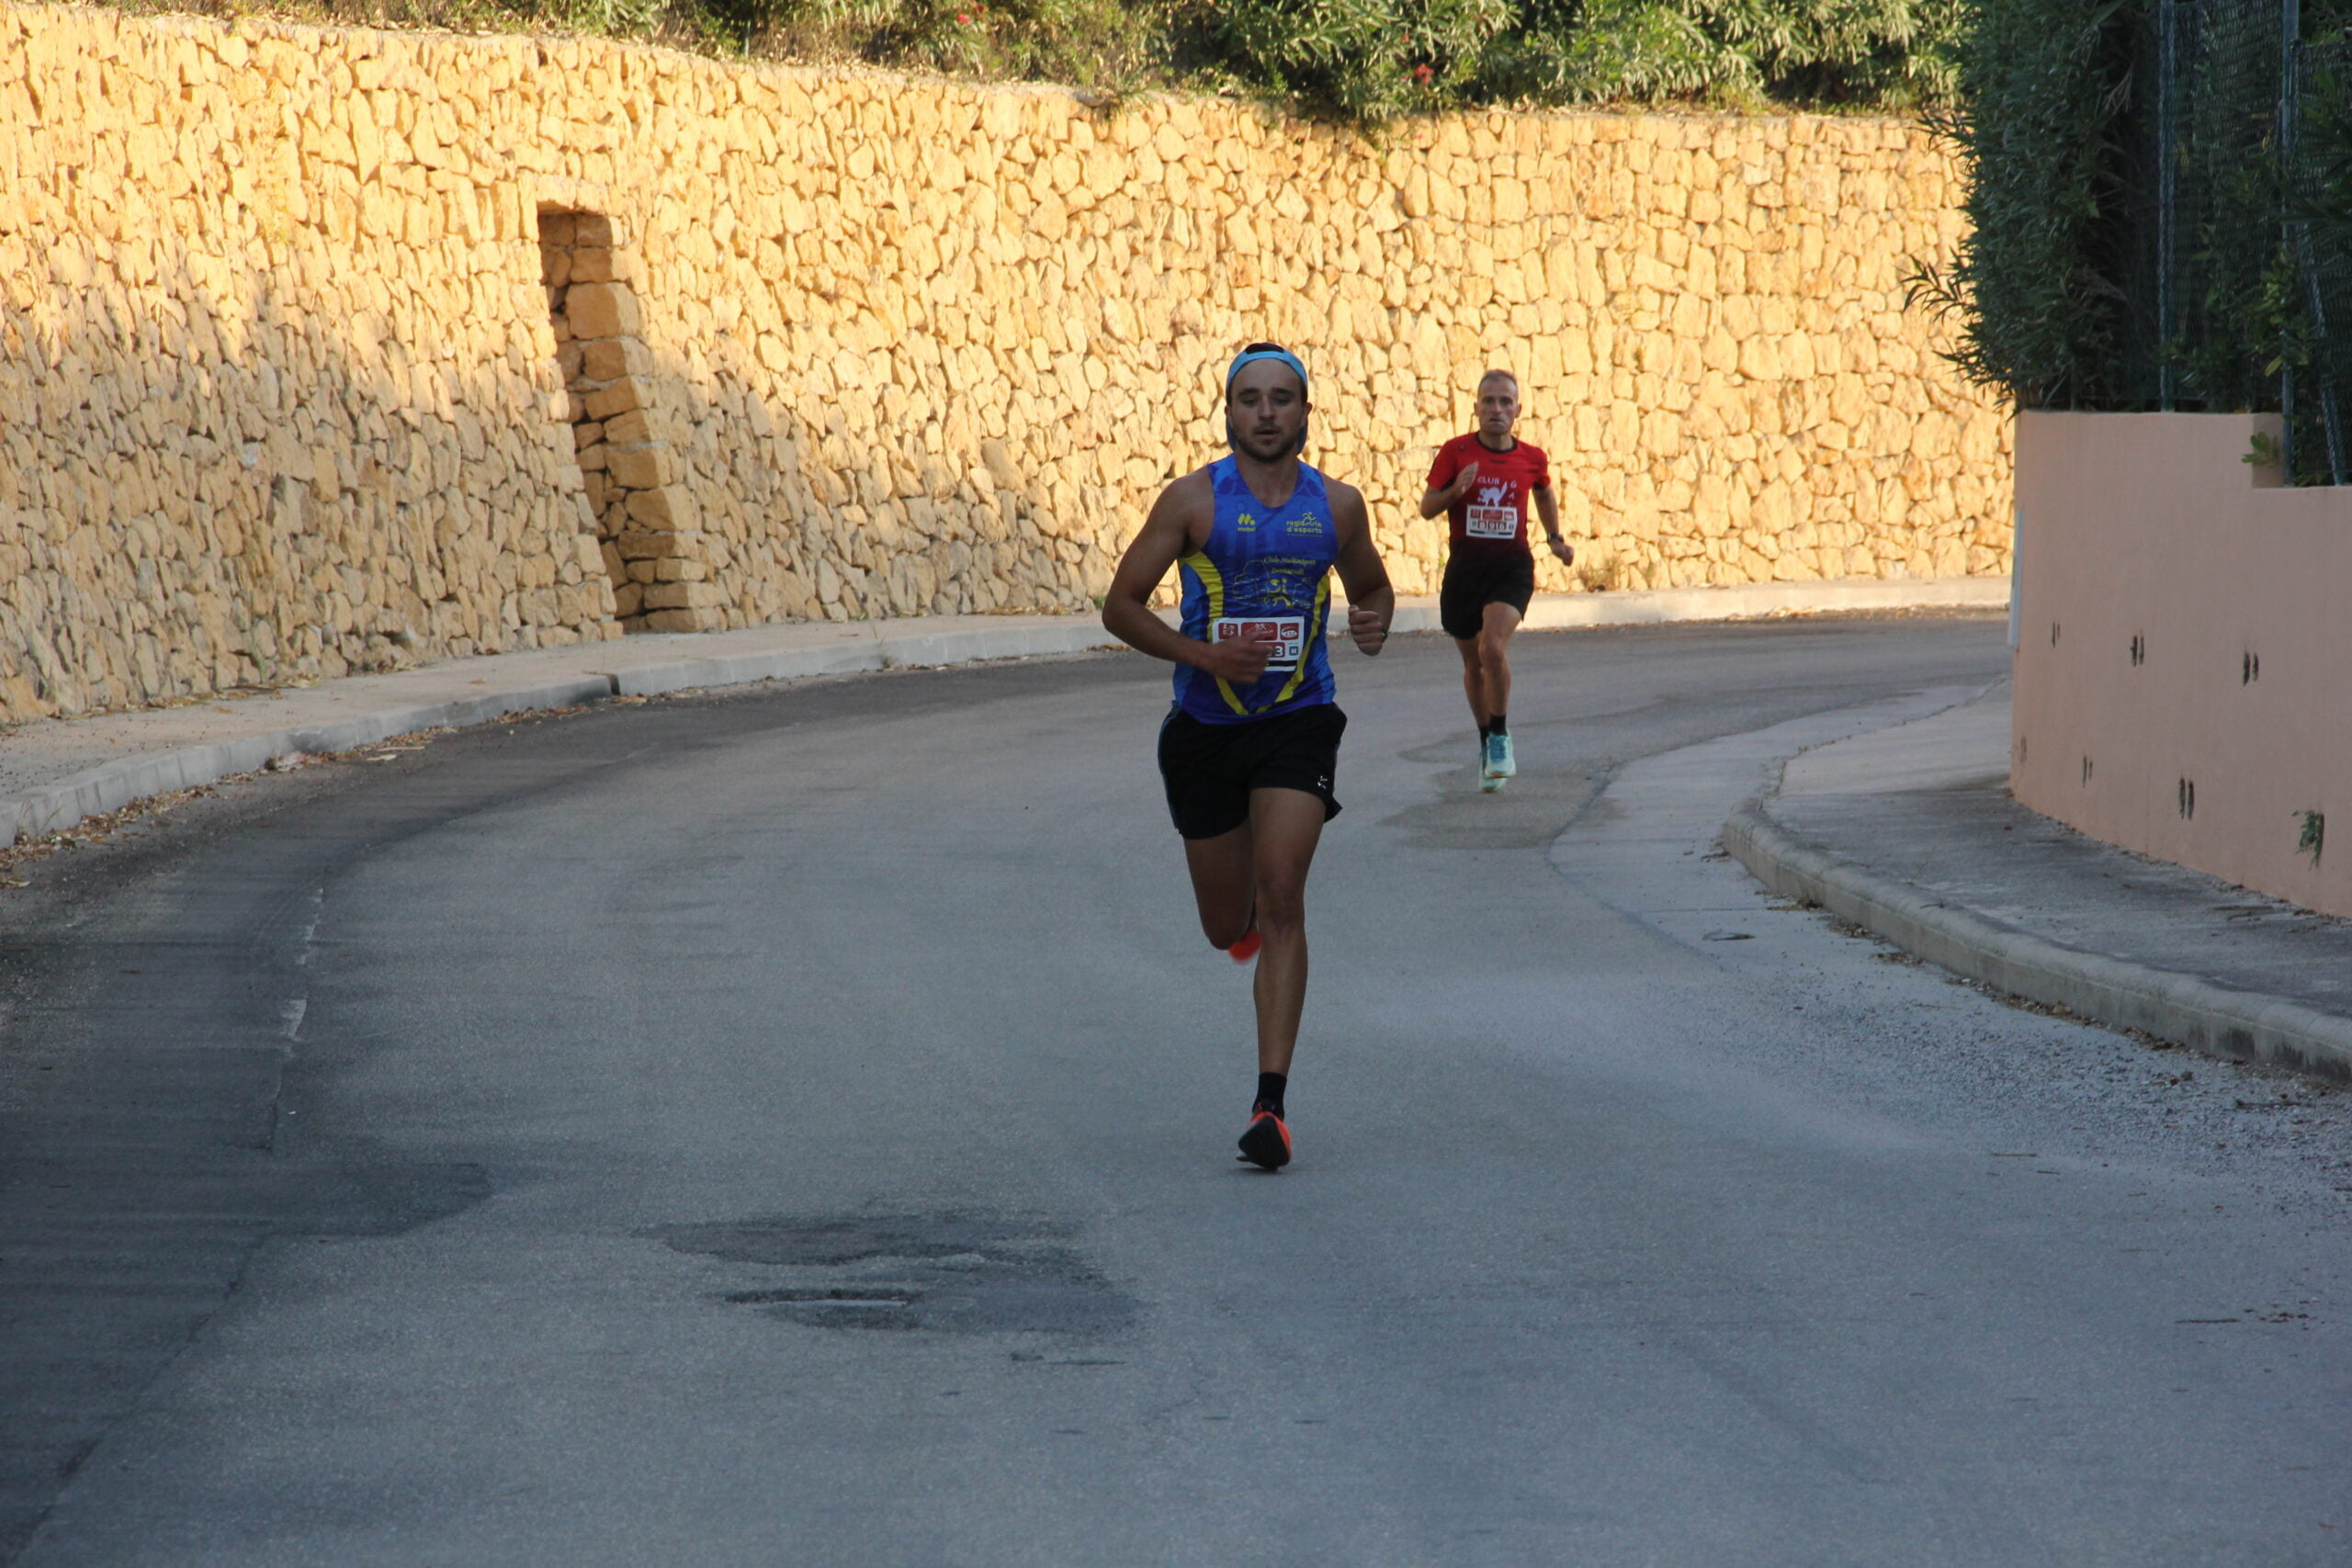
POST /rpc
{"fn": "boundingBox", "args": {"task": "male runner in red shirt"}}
[1420,370,1574,791]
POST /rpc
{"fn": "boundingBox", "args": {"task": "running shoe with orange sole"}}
[1237,1106,1291,1170]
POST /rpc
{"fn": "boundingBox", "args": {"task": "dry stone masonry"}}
[541,209,715,632]
[0,2,2012,725]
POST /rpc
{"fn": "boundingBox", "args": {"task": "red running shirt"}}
[1427,434,1550,562]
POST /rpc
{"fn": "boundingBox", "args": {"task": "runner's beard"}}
[1227,413,1308,460]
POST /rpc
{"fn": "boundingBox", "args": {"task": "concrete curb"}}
[1723,799,2352,1084]
[2,577,2006,847]
[6,677,619,842]
[3,626,1137,843]
[607,620,1128,697]
[1377,576,2009,637]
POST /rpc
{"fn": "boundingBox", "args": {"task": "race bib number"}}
[1465,503,1519,539]
[1213,616,1307,672]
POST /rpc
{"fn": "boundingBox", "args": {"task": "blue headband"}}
[1226,347,1309,400]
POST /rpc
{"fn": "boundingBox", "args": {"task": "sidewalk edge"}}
[1723,799,2352,1085]
[6,676,618,843]
[2,578,2005,850]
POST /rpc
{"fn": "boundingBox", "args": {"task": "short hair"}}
[1477,368,1521,396]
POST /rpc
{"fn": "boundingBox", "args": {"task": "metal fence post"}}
[2280,0,2301,479]
[2159,0,2178,410]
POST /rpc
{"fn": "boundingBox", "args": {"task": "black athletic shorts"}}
[1157,703,1346,840]
[1440,550,1536,641]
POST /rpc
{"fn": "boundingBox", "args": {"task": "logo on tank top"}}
[1237,512,1259,534]
[1466,479,1517,539]
[1283,512,1322,536]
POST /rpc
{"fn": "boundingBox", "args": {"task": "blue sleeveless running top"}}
[1171,457,1340,724]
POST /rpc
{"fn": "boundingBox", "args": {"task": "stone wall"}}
[0,2,2012,724]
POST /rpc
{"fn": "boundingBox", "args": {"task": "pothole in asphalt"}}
[645,1213,1136,1336]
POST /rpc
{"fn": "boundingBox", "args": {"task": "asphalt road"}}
[3,615,2347,1566]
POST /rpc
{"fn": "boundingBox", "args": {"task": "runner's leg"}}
[1244,786,1326,1076]
[1475,599,1521,722]
[1182,825,1256,949]
[1454,637,1488,728]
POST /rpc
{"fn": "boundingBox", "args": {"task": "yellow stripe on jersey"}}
[1181,550,1251,718]
[1264,570,1331,711]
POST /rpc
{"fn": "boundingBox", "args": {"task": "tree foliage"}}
[454,0,1973,117]
[1920,0,2352,417]
[1907,0,2136,406]
[1205,0,1966,116]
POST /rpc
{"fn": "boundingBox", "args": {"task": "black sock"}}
[1487,714,1508,736]
[1477,722,1490,741]
[1255,1071,1287,1117]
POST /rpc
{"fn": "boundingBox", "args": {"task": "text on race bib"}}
[1465,503,1519,539]
[1212,616,1307,672]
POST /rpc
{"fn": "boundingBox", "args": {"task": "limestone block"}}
[605,444,681,489]
[642,580,724,610]
[563,281,642,341]
[639,606,718,632]
[616,527,701,559]
[623,485,697,530]
[579,378,654,424]
[579,337,653,382]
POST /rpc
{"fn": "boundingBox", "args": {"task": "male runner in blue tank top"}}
[1102,344,1395,1171]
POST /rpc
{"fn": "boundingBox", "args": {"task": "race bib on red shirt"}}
[1465,503,1518,539]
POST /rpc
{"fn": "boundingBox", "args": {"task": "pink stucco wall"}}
[2011,412,2352,917]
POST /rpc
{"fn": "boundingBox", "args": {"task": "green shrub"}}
[1908,0,2136,406]
[1462,0,1962,109]
[1207,0,1514,118]
[186,0,1969,117]
[1923,0,2352,439]
[1471,0,1755,105]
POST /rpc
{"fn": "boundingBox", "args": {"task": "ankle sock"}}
[1487,714,1508,736]
[1255,1071,1287,1117]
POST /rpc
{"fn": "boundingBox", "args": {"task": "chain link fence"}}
[2109,0,2351,482]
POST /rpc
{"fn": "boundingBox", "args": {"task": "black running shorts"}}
[1439,550,1536,641]
[1157,703,1346,840]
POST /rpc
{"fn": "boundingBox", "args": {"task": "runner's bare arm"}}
[1533,483,1573,564]
[1329,481,1395,656]
[1417,461,1480,519]
[1101,473,1277,683]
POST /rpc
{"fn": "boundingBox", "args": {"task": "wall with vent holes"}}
[0,2,2010,723]
[2011,412,2351,918]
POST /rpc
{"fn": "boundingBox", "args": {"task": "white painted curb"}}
[1723,799,2352,1083]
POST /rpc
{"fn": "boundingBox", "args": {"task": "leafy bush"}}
[1459,0,1962,110]
[203,0,1966,116]
[1923,0,2352,439]
[1907,0,2137,406]
[713,0,1164,87]
[1209,0,1514,118]
[1472,0,1754,105]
